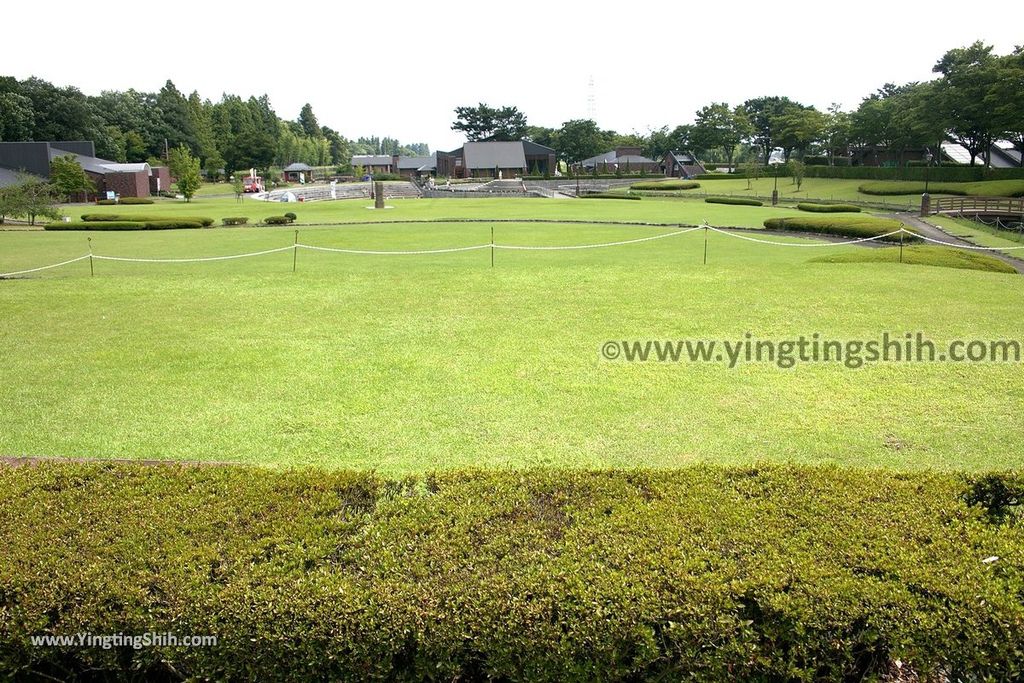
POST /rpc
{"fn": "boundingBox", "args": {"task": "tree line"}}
[0,77,429,177]
[451,42,1022,168]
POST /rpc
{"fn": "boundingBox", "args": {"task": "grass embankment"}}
[1,463,1021,681]
[811,245,1016,274]
[797,203,861,213]
[859,180,1024,197]
[764,215,909,241]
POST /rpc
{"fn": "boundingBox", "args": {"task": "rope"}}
[297,243,489,255]
[705,226,905,247]
[494,227,700,251]
[911,233,1024,251]
[0,254,91,278]
[91,246,296,263]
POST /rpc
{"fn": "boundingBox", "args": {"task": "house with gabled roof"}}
[662,151,707,178]
[579,146,660,174]
[434,140,556,179]
[0,141,167,197]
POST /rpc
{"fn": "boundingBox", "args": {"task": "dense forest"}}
[0,77,428,177]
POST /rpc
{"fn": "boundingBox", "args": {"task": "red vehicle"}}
[242,175,265,193]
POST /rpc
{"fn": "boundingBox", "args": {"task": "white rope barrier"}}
[0,254,91,278]
[91,246,296,263]
[912,232,1024,251]
[705,226,905,248]
[4,224,1023,279]
[493,227,701,251]
[297,243,490,255]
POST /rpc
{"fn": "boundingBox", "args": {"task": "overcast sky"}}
[5,0,1021,151]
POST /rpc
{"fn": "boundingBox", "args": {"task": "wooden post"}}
[899,229,904,264]
[87,237,94,277]
[292,230,298,273]
[490,226,494,268]
[703,224,708,265]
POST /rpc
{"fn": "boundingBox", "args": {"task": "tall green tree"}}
[691,103,752,169]
[298,103,321,138]
[168,145,202,202]
[0,91,34,141]
[49,155,96,201]
[451,103,528,141]
[741,96,804,163]
[932,41,1001,165]
[552,119,606,162]
[987,47,1024,166]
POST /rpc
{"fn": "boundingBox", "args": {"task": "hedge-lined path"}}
[888,213,1024,274]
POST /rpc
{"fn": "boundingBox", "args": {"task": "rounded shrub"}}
[222,217,250,226]
[797,203,862,213]
[705,197,763,206]
[264,215,296,225]
[284,212,297,221]
[117,197,155,205]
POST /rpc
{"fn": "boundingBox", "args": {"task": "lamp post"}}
[768,147,785,206]
[920,150,933,217]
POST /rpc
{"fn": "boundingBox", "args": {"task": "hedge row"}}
[806,165,1024,182]
[222,217,249,226]
[764,215,911,241]
[629,180,700,191]
[580,192,641,200]
[0,464,1021,681]
[796,202,862,213]
[705,196,763,206]
[858,179,1024,198]
[45,220,204,231]
[95,197,154,205]
[79,214,215,227]
[264,215,297,224]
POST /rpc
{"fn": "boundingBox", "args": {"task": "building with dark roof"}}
[435,141,555,179]
[351,155,394,175]
[662,151,707,178]
[396,154,436,179]
[282,162,314,183]
[0,141,166,197]
[579,146,660,174]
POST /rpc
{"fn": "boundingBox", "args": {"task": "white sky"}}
[5,0,1021,152]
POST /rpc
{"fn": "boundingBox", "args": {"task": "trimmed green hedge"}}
[808,165,1024,182]
[80,214,215,227]
[45,220,203,231]
[858,180,1024,198]
[630,180,700,191]
[764,215,911,241]
[705,196,763,206]
[44,221,146,230]
[797,203,862,213]
[580,192,641,200]
[0,464,1022,681]
[695,173,745,180]
[263,215,297,224]
[222,217,249,226]
[94,197,155,205]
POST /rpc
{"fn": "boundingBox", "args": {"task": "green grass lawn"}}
[930,216,1024,254]
[2,197,1023,472]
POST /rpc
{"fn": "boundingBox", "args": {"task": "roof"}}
[0,167,27,189]
[463,141,527,170]
[283,162,313,171]
[580,151,657,166]
[666,151,697,164]
[397,154,436,170]
[522,140,556,156]
[352,155,392,166]
[102,162,152,174]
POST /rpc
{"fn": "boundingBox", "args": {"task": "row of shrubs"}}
[858,179,1024,197]
[764,215,911,241]
[705,196,762,206]
[0,464,1021,681]
[580,192,641,200]
[95,197,154,205]
[796,202,862,213]
[80,214,215,227]
[45,220,204,231]
[629,180,700,191]
[807,165,1024,182]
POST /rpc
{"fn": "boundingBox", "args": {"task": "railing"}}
[933,196,1024,215]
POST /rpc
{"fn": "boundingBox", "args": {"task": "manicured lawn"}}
[930,215,1024,253]
[1,197,1022,472]
[810,245,1017,273]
